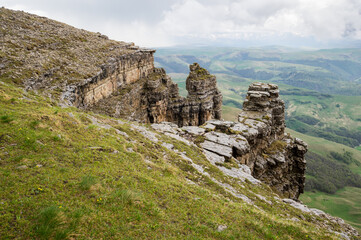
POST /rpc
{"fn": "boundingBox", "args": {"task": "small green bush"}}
[111,189,139,206]
[79,175,97,191]
[34,205,82,240]
[29,120,40,129]
[0,115,14,123]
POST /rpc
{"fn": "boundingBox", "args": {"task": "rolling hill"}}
[155,46,361,233]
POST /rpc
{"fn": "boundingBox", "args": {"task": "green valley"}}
[155,46,361,233]
[1,7,360,238]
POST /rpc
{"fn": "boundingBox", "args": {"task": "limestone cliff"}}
[87,63,222,126]
[2,8,361,238]
[1,7,222,127]
[152,83,307,199]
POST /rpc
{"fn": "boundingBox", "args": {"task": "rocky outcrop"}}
[67,48,156,107]
[87,63,222,126]
[183,63,222,125]
[151,82,307,199]
[1,8,221,127]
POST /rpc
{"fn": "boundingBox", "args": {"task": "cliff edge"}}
[1,7,221,127]
[152,82,307,199]
[88,63,222,126]
[1,7,360,238]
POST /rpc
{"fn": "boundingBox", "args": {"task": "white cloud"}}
[5,4,50,18]
[2,0,361,47]
[158,0,361,44]
[102,20,174,47]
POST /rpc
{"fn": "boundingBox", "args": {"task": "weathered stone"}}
[146,82,307,200]
[243,82,286,138]
[131,124,158,142]
[202,123,216,130]
[161,142,174,150]
[203,150,225,164]
[181,126,206,135]
[87,63,222,127]
[217,225,227,232]
[152,122,179,134]
[200,140,233,158]
[270,152,286,163]
[207,119,235,129]
[283,198,311,212]
[16,165,28,170]
[204,132,250,155]
[230,123,260,140]
[283,197,361,239]
[216,166,261,184]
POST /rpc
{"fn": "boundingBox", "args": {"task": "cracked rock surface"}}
[152,82,307,200]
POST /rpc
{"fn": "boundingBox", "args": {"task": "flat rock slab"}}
[203,150,225,164]
[202,123,215,130]
[152,122,179,134]
[230,123,259,140]
[217,166,261,184]
[201,140,232,158]
[207,119,235,128]
[131,124,159,142]
[182,126,205,135]
[204,131,250,155]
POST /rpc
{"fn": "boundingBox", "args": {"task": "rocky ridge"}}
[1,8,222,127]
[1,78,359,239]
[0,7,137,89]
[152,82,307,200]
[88,63,222,126]
[1,7,360,238]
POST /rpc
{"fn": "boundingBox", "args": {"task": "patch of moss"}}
[264,140,287,155]
[262,115,270,120]
[215,157,239,169]
[194,135,206,147]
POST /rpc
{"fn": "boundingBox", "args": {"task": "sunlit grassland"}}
[301,188,361,233]
[0,79,344,239]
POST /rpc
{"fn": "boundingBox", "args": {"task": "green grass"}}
[0,79,349,239]
[155,46,361,96]
[221,105,242,122]
[301,188,361,233]
[286,129,361,165]
[155,46,361,237]
[79,175,97,191]
[288,128,361,233]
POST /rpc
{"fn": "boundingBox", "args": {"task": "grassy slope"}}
[155,47,361,235]
[286,129,361,174]
[301,188,361,233]
[287,129,361,233]
[221,105,243,122]
[0,7,133,95]
[157,49,361,145]
[1,80,350,239]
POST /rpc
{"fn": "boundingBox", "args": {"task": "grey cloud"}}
[343,23,357,37]
[3,0,180,23]
[3,0,361,47]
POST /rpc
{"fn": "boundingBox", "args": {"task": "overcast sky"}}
[2,0,361,48]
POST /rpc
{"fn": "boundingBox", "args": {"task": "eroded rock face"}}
[184,63,223,124]
[151,82,307,199]
[87,62,222,126]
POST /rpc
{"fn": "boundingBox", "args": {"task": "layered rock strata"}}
[87,63,222,126]
[152,82,307,199]
[4,7,222,127]
[62,47,155,107]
